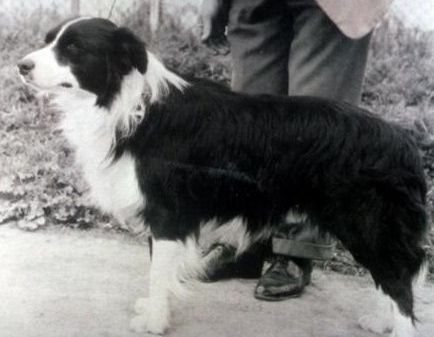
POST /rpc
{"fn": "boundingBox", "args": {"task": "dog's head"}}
[18,17,147,107]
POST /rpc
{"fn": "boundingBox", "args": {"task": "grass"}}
[0,5,433,279]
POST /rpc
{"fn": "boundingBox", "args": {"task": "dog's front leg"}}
[131,238,177,335]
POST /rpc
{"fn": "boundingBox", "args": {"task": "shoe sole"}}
[253,289,304,302]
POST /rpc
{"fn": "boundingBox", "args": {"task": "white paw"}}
[134,297,150,315]
[130,314,148,333]
[146,314,169,335]
[358,314,393,334]
[390,327,416,337]
[129,312,169,335]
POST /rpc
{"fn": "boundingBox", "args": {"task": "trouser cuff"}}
[272,237,335,260]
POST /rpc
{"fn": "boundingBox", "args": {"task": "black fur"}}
[117,78,428,319]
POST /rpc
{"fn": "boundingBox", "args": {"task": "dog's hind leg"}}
[360,233,426,337]
[350,241,426,337]
[388,261,429,337]
[358,287,394,334]
[359,262,428,336]
[327,189,428,337]
[360,281,425,337]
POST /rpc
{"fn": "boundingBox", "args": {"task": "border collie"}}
[18,17,428,337]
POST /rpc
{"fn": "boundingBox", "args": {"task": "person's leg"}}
[227,0,292,95]
[288,7,372,103]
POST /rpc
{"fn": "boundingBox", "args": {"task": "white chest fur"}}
[56,90,145,230]
[82,148,145,228]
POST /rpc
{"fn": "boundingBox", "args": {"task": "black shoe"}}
[254,256,312,301]
[202,244,264,282]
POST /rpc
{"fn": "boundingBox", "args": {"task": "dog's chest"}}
[84,152,144,224]
[61,105,145,229]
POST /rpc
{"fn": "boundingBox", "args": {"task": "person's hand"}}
[200,0,230,54]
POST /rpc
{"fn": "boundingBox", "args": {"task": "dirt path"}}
[0,225,433,337]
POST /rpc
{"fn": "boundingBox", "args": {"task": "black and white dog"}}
[18,17,428,337]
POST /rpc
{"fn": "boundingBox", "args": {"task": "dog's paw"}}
[146,314,169,335]
[358,314,393,334]
[129,313,169,335]
[130,314,148,333]
[134,297,149,315]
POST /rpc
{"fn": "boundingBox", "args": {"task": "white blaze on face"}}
[21,46,79,90]
[18,17,90,91]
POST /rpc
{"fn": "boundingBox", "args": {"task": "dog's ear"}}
[111,27,147,74]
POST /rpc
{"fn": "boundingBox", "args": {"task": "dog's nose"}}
[17,59,35,76]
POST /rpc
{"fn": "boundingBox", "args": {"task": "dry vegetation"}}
[0,4,433,278]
